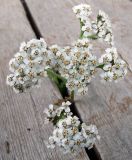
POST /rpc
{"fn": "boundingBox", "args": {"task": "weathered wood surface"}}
[1,0,132,159]
[25,0,80,46]
[75,1,132,159]
[25,0,132,160]
[0,0,89,160]
[76,73,132,160]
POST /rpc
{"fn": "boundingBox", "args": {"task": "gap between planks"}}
[19,0,102,159]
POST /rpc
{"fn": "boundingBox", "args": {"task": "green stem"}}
[96,64,105,69]
[70,90,74,102]
[80,21,84,39]
[96,60,115,69]
[87,34,98,40]
[79,20,98,40]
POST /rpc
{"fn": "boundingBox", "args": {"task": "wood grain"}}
[75,73,132,160]
[0,0,89,160]
[25,0,132,160]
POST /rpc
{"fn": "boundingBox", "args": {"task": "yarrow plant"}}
[6,4,127,154]
[44,101,100,154]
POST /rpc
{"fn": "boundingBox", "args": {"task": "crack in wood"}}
[5,141,10,154]
[85,145,102,160]
[70,102,102,160]
[19,1,102,159]
[20,0,42,38]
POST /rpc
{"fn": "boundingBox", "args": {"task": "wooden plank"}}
[75,73,132,160]
[25,0,132,160]
[25,0,82,46]
[0,0,89,160]
[73,1,132,159]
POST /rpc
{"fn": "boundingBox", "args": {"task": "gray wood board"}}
[25,0,132,160]
[75,73,132,160]
[0,0,89,159]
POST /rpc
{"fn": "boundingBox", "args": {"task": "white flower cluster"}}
[44,101,100,154]
[44,101,72,124]
[73,4,127,84]
[73,4,114,45]
[52,39,97,95]
[6,38,56,93]
[7,4,127,95]
[99,47,127,82]
[73,4,93,37]
[7,37,97,95]
[92,10,114,45]
[72,4,92,22]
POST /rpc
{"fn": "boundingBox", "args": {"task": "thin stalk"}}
[87,34,98,40]
[96,64,105,69]
[79,20,98,40]
[70,90,74,102]
[80,20,84,39]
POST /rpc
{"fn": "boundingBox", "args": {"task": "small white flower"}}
[99,53,112,64]
[72,4,93,38]
[65,101,71,106]
[65,107,71,113]
[103,64,112,71]
[72,4,92,20]
[6,74,15,86]
[49,104,54,110]
[105,47,118,61]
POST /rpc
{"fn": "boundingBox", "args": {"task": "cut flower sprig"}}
[6,3,128,154]
[6,4,127,97]
[44,101,100,154]
[73,4,114,45]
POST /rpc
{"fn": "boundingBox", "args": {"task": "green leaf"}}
[96,64,105,69]
[52,110,66,125]
[46,69,67,98]
[80,20,84,39]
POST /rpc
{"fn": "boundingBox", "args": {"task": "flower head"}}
[55,39,97,95]
[92,10,114,45]
[45,101,100,154]
[73,4,93,38]
[6,38,56,93]
[44,101,72,124]
[73,4,92,23]
[99,47,127,82]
